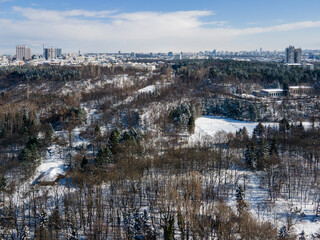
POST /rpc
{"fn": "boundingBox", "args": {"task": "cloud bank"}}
[0,7,320,53]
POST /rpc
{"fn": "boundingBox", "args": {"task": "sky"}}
[1,0,320,54]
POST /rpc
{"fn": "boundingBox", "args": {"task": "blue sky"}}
[1,0,320,54]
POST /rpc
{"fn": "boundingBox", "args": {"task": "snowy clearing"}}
[33,144,67,185]
[138,85,156,94]
[189,116,277,143]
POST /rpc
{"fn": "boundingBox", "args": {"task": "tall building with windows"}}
[43,48,62,60]
[294,48,302,63]
[285,46,302,63]
[16,45,31,61]
[285,46,295,63]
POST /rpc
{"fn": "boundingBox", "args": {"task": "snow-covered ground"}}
[138,85,156,94]
[223,169,320,239]
[189,116,277,143]
[34,145,67,184]
[32,106,95,186]
[191,115,320,238]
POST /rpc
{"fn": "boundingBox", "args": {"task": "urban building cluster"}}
[0,45,319,69]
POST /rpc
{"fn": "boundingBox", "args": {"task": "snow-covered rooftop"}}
[261,88,283,93]
[37,167,66,184]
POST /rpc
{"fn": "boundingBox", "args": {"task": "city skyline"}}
[0,0,320,54]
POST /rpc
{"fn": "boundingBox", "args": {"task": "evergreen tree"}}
[95,146,112,165]
[236,185,248,216]
[244,143,257,169]
[162,215,175,240]
[80,156,88,169]
[18,136,42,164]
[0,177,6,193]
[283,82,290,96]
[187,115,195,134]
[242,127,249,143]
[269,135,279,155]
[248,103,257,121]
[94,125,101,136]
[108,128,120,154]
[260,139,270,159]
[279,118,290,134]
[253,122,266,140]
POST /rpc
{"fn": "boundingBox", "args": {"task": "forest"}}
[0,60,320,239]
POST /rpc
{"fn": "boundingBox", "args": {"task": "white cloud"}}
[1,7,320,53]
[12,7,116,21]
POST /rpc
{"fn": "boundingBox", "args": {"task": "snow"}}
[190,116,277,143]
[138,85,156,94]
[34,145,67,184]
[33,105,96,185]
[190,116,320,238]
[261,88,283,93]
[290,86,312,89]
[228,170,320,239]
[37,167,65,183]
[241,94,257,98]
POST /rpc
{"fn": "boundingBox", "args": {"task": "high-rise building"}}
[285,46,295,63]
[16,45,31,61]
[43,48,62,60]
[294,48,302,63]
[285,46,302,63]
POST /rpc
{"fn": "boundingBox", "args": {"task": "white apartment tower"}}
[16,45,32,61]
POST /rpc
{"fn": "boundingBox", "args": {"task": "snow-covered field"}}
[189,116,277,143]
[190,116,316,142]
[138,85,156,94]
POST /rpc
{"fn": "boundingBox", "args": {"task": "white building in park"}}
[289,86,313,95]
[260,88,284,97]
[259,86,313,97]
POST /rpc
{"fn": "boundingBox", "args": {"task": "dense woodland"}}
[0,60,320,239]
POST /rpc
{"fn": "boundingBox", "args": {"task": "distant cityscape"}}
[0,45,319,70]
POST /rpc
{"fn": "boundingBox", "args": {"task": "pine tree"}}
[269,135,279,155]
[248,103,257,121]
[279,118,290,134]
[94,125,101,136]
[108,128,120,154]
[162,215,175,240]
[244,144,257,169]
[0,177,6,193]
[253,122,266,140]
[80,156,88,169]
[242,127,249,143]
[95,146,112,165]
[187,115,195,134]
[283,82,290,96]
[236,185,248,216]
